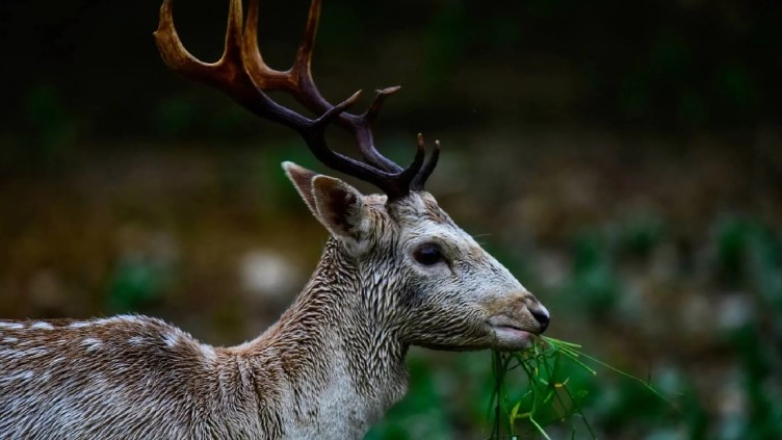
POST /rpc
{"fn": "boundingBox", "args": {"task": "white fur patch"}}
[115,315,144,325]
[1,370,34,382]
[200,344,217,362]
[82,338,103,351]
[1,347,48,359]
[68,315,143,329]
[30,322,54,330]
[128,336,145,345]
[2,336,18,343]
[163,332,180,348]
[0,322,24,330]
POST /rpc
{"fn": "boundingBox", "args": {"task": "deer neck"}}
[238,239,409,436]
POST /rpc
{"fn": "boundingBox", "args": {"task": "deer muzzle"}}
[486,292,550,350]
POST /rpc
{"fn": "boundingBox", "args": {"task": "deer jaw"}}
[284,162,549,355]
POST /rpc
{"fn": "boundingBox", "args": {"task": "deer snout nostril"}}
[530,307,550,333]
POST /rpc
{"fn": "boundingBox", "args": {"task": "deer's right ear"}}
[283,161,364,240]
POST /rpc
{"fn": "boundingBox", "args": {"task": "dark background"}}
[1,0,781,438]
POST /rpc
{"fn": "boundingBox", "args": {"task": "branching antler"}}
[154,0,439,199]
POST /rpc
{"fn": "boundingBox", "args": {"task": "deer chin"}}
[488,317,535,351]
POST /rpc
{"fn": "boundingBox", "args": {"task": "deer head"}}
[154,0,549,352]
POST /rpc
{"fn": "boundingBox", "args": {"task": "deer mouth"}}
[487,317,535,350]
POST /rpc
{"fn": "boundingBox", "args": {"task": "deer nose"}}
[529,305,550,333]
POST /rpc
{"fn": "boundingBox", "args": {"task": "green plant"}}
[489,336,670,440]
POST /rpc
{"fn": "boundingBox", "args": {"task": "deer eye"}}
[413,243,446,266]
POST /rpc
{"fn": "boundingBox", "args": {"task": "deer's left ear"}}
[283,161,365,239]
[310,175,365,239]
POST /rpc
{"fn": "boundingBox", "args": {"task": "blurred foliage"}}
[1,0,781,149]
[567,231,622,316]
[107,253,174,313]
[1,0,782,438]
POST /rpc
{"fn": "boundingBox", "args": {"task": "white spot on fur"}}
[23,348,49,358]
[200,344,217,362]
[115,315,145,325]
[30,322,54,330]
[91,372,108,386]
[2,337,18,343]
[128,336,145,345]
[163,332,180,348]
[0,347,48,360]
[68,315,144,329]
[82,338,102,351]
[0,322,24,330]
[1,370,34,382]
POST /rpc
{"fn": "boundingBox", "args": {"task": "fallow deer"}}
[0,0,550,438]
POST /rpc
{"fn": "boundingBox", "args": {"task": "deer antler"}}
[154,0,439,199]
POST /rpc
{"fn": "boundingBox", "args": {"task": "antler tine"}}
[305,92,425,199]
[155,0,230,89]
[251,0,426,185]
[288,0,333,112]
[363,86,401,124]
[287,0,403,175]
[411,137,440,191]
[350,87,405,173]
[242,0,288,89]
[156,0,438,199]
[155,0,309,130]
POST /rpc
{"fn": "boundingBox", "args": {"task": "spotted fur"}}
[0,163,549,439]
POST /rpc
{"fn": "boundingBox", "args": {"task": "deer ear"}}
[311,175,364,239]
[283,161,364,239]
[283,161,319,215]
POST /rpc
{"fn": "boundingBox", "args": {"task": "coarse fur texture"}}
[0,163,549,439]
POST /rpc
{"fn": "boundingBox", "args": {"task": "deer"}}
[0,0,550,438]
